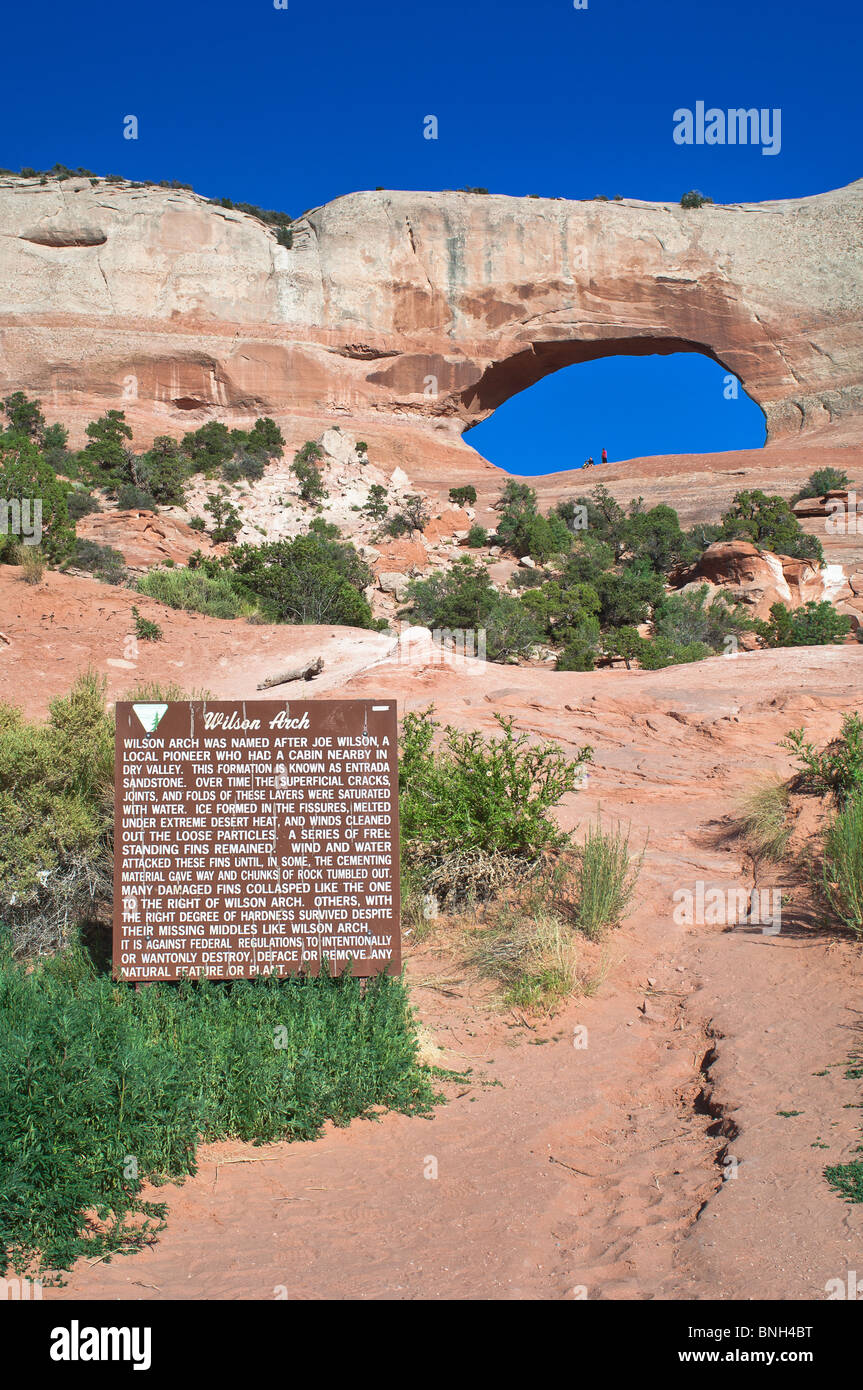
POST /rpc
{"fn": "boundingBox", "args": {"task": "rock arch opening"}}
[464,346,767,475]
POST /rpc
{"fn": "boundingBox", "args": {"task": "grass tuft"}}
[571,814,643,940]
[737,777,792,861]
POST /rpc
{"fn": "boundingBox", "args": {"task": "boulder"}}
[683,540,835,619]
[75,510,215,573]
[378,571,411,600]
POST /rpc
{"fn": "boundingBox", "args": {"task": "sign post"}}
[113,699,400,981]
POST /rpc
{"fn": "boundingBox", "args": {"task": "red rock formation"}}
[679,539,848,619]
[75,510,215,572]
[2,175,862,453]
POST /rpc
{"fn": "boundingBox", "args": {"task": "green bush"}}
[399,708,592,861]
[362,483,389,522]
[494,481,571,562]
[137,566,254,619]
[116,484,157,512]
[819,793,863,936]
[403,558,540,662]
[137,437,189,505]
[782,714,863,802]
[80,410,133,481]
[0,946,436,1279]
[720,490,823,564]
[594,566,665,628]
[230,532,376,628]
[291,441,327,502]
[635,636,713,669]
[791,468,850,505]
[756,601,850,648]
[680,190,712,208]
[623,502,699,573]
[0,439,74,563]
[467,524,488,548]
[181,421,235,475]
[449,485,477,506]
[204,490,243,542]
[131,606,163,642]
[1,390,47,439]
[653,584,755,651]
[65,538,127,585]
[0,672,114,956]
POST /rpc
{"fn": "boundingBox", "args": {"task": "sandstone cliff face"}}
[1,175,862,451]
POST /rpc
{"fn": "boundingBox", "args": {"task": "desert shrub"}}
[449,485,477,506]
[571,484,629,559]
[0,947,436,1279]
[680,190,712,208]
[130,606,162,642]
[204,490,242,542]
[181,422,235,475]
[494,481,571,562]
[403,559,540,662]
[467,524,488,548]
[556,620,602,671]
[519,578,601,646]
[755,600,850,648]
[635,636,712,669]
[791,468,850,505]
[115,483,157,512]
[570,816,643,939]
[819,794,863,936]
[80,410,133,481]
[0,439,74,563]
[737,778,792,861]
[291,441,327,502]
[362,483,389,522]
[229,533,376,628]
[559,534,615,585]
[469,880,583,1012]
[782,714,863,802]
[385,513,411,537]
[720,490,823,564]
[137,566,254,619]
[404,557,502,630]
[0,672,114,958]
[594,566,664,628]
[137,437,188,505]
[399,709,592,870]
[1,390,47,439]
[388,495,430,535]
[623,502,699,573]
[482,594,544,662]
[64,538,127,585]
[653,584,754,651]
[246,417,284,457]
[20,547,45,585]
[66,488,102,520]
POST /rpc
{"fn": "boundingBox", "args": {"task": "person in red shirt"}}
[601,447,608,464]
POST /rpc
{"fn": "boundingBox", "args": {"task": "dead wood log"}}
[256,656,324,690]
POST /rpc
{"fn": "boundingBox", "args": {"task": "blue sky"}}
[1,0,859,471]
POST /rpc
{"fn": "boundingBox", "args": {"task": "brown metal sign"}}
[113,699,400,980]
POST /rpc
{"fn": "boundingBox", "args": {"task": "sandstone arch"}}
[0,175,861,450]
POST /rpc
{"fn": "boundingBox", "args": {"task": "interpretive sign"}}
[113,699,400,981]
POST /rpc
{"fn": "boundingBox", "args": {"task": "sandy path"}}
[37,643,862,1301]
